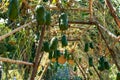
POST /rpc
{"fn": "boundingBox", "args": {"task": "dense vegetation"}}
[0,0,120,80]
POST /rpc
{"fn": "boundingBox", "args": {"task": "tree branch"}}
[106,0,120,29]
[0,57,33,66]
[0,19,36,41]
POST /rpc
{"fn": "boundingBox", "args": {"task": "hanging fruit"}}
[35,5,46,25]
[43,41,50,52]
[74,65,77,71]
[61,34,68,47]
[43,0,48,2]
[51,58,56,63]
[84,42,89,52]
[116,72,120,80]
[67,54,74,65]
[48,51,53,59]
[88,57,93,67]
[59,12,68,30]
[98,56,105,71]
[8,0,19,21]
[104,61,110,70]
[89,42,94,49]
[49,37,58,51]
[45,11,51,26]
[68,59,74,65]
[58,55,66,64]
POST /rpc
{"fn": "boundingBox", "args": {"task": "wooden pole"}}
[106,0,120,29]
[30,25,46,80]
[89,0,93,21]
[0,57,33,66]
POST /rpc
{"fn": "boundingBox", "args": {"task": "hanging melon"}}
[45,11,51,26]
[8,0,19,21]
[35,5,46,25]
[58,55,66,64]
[51,58,56,63]
[59,12,68,30]
[67,54,74,65]
[43,41,50,52]
[88,57,93,67]
[84,42,89,52]
[49,37,58,51]
[68,59,74,65]
[116,72,120,80]
[61,34,68,47]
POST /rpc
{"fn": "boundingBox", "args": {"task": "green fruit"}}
[98,65,105,71]
[89,42,94,49]
[89,57,93,67]
[43,41,50,52]
[74,66,77,71]
[35,5,46,25]
[43,0,48,2]
[64,49,68,59]
[59,12,68,30]
[84,43,89,52]
[61,35,68,47]
[104,61,110,70]
[88,69,93,76]
[49,51,53,59]
[45,11,51,26]
[49,37,58,51]
[116,72,120,80]
[54,50,61,59]
[8,0,19,21]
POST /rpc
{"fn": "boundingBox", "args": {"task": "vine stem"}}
[30,25,46,80]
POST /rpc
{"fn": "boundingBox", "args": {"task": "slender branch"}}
[68,21,95,25]
[94,21,120,42]
[106,0,120,28]
[30,25,46,80]
[0,19,36,41]
[46,5,89,12]
[0,57,33,66]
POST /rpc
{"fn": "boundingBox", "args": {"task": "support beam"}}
[30,25,46,80]
[0,57,33,66]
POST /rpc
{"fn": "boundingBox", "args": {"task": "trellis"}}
[0,0,120,80]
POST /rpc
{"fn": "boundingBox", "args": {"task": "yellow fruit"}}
[68,59,74,65]
[51,58,56,63]
[58,55,66,64]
